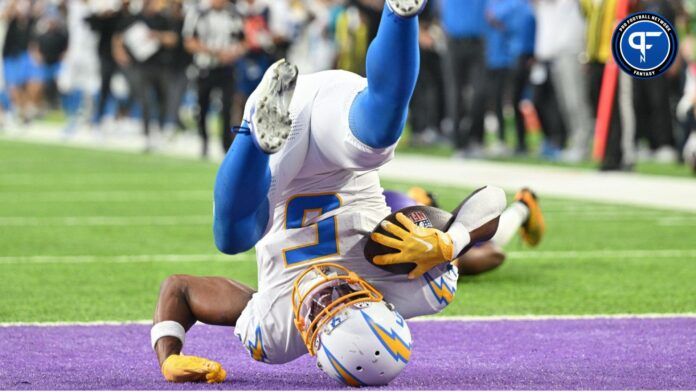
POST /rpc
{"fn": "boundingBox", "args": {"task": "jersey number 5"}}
[282,193,342,267]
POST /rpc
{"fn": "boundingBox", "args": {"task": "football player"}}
[150,0,507,386]
[385,187,545,275]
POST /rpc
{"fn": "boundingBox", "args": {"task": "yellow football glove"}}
[370,212,454,279]
[161,354,227,383]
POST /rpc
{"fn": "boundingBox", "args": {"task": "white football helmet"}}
[292,263,412,387]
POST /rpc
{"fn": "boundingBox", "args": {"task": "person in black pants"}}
[86,2,132,126]
[409,5,446,145]
[164,0,192,132]
[438,0,487,154]
[113,0,179,149]
[508,0,536,154]
[511,55,533,153]
[631,0,679,160]
[533,62,568,158]
[183,0,246,157]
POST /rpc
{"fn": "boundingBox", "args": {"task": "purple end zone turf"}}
[0,318,694,390]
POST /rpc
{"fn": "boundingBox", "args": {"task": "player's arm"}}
[152,275,255,383]
[213,148,271,254]
[213,90,270,254]
[371,186,506,279]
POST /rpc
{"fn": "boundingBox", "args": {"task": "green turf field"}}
[1,140,694,322]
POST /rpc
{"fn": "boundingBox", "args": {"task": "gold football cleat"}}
[161,354,227,383]
[515,188,545,247]
[408,187,435,206]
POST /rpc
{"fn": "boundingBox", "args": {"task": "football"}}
[364,205,453,274]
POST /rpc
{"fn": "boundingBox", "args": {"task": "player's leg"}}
[380,187,508,275]
[453,188,545,275]
[152,275,255,382]
[372,187,507,316]
[213,60,298,254]
[153,275,255,362]
[452,242,506,275]
[490,188,545,247]
[348,0,424,148]
[213,128,271,254]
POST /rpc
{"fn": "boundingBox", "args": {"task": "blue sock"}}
[213,124,271,254]
[61,91,82,117]
[349,5,420,148]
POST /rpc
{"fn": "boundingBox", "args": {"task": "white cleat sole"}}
[251,59,299,154]
[386,0,427,18]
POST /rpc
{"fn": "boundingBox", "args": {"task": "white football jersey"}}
[234,70,459,365]
[245,70,396,292]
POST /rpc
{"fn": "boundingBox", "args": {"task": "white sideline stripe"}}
[1,249,695,265]
[0,254,251,264]
[412,313,696,322]
[0,320,152,327]
[2,313,695,327]
[507,249,696,259]
[0,190,210,203]
[0,215,211,226]
[1,215,693,227]
[0,173,206,185]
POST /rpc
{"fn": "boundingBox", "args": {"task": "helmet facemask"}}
[292,263,383,355]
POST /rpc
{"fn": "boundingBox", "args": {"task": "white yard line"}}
[0,190,210,203]
[658,217,696,226]
[0,253,251,264]
[1,249,694,265]
[2,313,695,327]
[507,249,696,259]
[0,172,206,185]
[412,313,696,322]
[0,215,211,226]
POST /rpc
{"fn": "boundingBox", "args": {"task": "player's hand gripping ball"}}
[365,206,454,279]
[161,354,227,383]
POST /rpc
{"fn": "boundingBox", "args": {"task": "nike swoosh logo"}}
[413,237,433,252]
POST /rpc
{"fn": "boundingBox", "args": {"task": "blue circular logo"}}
[612,12,678,78]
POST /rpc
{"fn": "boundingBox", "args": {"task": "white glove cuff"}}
[446,221,471,258]
[151,320,186,350]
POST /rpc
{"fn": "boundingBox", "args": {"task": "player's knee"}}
[214,205,267,255]
[484,185,507,215]
[159,274,190,297]
[454,245,506,276]
[491,250,506,268]
[350,94,407,148]
[214,222,256,255]
[214,230,251,255]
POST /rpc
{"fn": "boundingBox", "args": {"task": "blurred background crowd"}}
[1,0,695,171]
